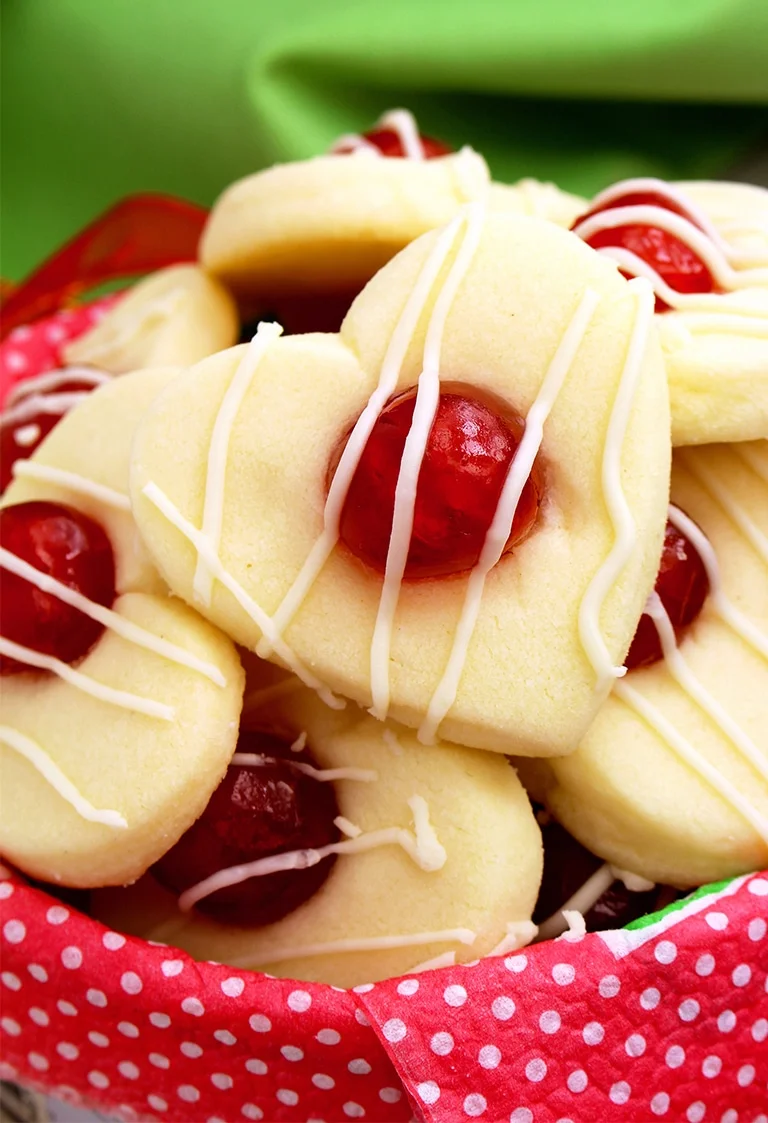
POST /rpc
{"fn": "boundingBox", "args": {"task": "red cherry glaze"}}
[0,501,116,674]
[1,376,101,492]
[578,190,705,229]
[153,732,340,926]
[334,127,452,159]
[626,513,710,671]
[334,385,542,579]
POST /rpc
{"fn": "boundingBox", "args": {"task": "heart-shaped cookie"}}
[132,209,670,757]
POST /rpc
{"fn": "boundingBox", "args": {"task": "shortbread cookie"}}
[572,177,768,445]
[132,211,670,757]
[63,264,238,373]
[94,665,542,987]
[537,441,768,886]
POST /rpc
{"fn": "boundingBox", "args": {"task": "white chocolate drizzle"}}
[330,108,427,160]
[410,950,458,972]
[611,866,655,892]
[178,794,446,911]
[370,202,486,719]
[679,452,768,566]
[11,460,132,511]
[13,424,41,448]
[536,863,615,942]
[290,730,308,752]
[0,546,227,685]
[231,751,378,783]
[418,285,602,742]
[382,727,403,755]
[558,911,587,941]
[487,919,539,956]
[334,815,362,838]
[0,636,174,720]
[231,927,477,969]
[578,278,656,696]
[0,725,127,829]
[1,368,111,428]
[193,322,284,606]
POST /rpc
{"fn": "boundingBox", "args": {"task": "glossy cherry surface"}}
[1,376,100,492]
[153,731,341,926]
[0,501,116,674]
[626,514,710,671]
[334,127,452,159]
[335,386,542,579]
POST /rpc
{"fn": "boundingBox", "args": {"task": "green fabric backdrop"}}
[2,0,767,280]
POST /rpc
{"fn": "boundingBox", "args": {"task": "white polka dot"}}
[245,1058,267,1075]
[28,1007,49,1026]
[625,1033,646,1057]
[311,1073,334,1089]
[752,1017,768,1042]
[355,1008,370,1026]
[211,1073,233,1090]
[215,1029,237,1045]
[281,1045,304,1062]
[161,959,183,977]
[397,978,419,996]
[748,917,766,941]
[57,1000,77,1016]
[181,996,204,1016]
[655,940,677,964]
[737,1063,755,1087]
[5,351,28,373]
[479,1044,501,1069]
[696,953,715,977]
[348,1058,371,1075]
[118,1062,140,1080]
[117,1022,139,1039]
[45,324,67,344]
[525,1058,547,1082]
[353,982,374,993]
[1,1017,21,1035]
[551,962,574,985]
[88,1071,109,1089]
[567,1069,588,1093]
[492,995,515,1020]
[286,989,312,1013]
[221,976,244,997]
[716,1009,736,1033]
[102,932,126,950]
[443,983,468,1008]
[147,1095,167,1113]
[705,910,728,930]
[686,1102,706,1123]
[1,972,21,991]
[0,883,13,900]
[317,1028,341,1045]
[149,1054,170,1069]
[241,1106,262,1120]
[679,998,700,1022]
[276,1089,298,1106]
[666,1045,685,1068]
[3,920,25,944]
[610,1082,631,1105]
[430,1031,454,1055]
[177,1085,200,1103]
[121,971,142,994]
[732,963,751,986]
[249,1014,271,1032]
[61,946,83,969]
[46,906,69,925]
[702,1055,722,1078]
[85,987,107,1005]
[583,1021,604,1045]
[181,1042,203,1058]
[149,1012,170,1028]
[651,1092,670,1116]
[88,1032,109,1047]
[379,1088,402,1104]
[382,1018,407,1043]
[343,1103,364,1118]
[56,1043,79,1060]
[464,1093,487,1116]
[597,974,620,999]
[721,1112,738,1123]
[748,877,768,895]
[510,1111,533,1123]
[539,1009,561,1034]
[417,1081,441,1105]
[505,954,527,973]
[640,986,660,1010]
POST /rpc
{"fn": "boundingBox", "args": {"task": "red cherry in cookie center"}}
[334,384,543,579]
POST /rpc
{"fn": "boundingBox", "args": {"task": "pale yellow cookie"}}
[536,441,768,887]
[132,212,670,757]
[489,179,586,227]
[676,180,768,264]
[94,664,542,987]
[63,265,238,373]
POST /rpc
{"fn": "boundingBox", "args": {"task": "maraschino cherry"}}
[334,385,542,579]
[0,501,116,674]
[626,513,710,671]
[153,731,340,926]
[333,127,451,159]
[574,186,718,311]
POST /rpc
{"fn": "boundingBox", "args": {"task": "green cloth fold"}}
[2,0,766,278]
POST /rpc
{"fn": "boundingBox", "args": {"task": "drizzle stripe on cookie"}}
[578,278,656,696]
[4,368,111,409]
[330,108,426,159]
[536,864,615,942]
[680,452,768,565]
[418,285,602,742]
[0,547,227,684]
[733,443,768,485]
[231,752,378,783]
[11,462,132,511]
[0,725,127,828]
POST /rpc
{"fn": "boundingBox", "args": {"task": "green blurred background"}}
[2,0,767,281]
